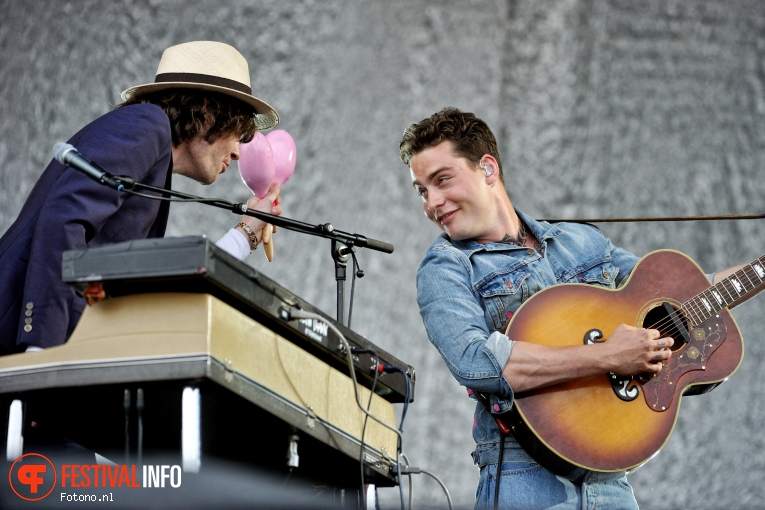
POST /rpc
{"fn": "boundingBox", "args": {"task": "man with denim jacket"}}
[399,107,747,509]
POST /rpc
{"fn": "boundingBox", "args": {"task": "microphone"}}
[53,142,126,191]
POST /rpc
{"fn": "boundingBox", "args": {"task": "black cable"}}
[345,247,366,329]
[377,364,412,510]
[378,365,411,431]
[358,360,380,509]
[122,188,228,204]
[395,446,404,510]
[541,213,765,223]
[494,436,505,510]
[380,365,411,510]
[123,388,130,464]
[118,179,395,253]
[137,388,144,468]
[348,253,357,329]
[282,302,408,510]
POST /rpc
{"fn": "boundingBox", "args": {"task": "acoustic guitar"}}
[502,249,765,481]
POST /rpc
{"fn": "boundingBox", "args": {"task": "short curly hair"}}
[118,90,257,146]
[399,107,503,182]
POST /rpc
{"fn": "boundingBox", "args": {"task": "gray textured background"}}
[2,1,765,508]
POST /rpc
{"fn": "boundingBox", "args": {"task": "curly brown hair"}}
[399,107,503,182]
[118,90,258,146]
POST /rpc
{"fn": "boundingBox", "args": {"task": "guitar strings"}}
[640,260,760,341]
[641,307,694,345]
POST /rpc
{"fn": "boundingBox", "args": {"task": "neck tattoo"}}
[501,221,543,254]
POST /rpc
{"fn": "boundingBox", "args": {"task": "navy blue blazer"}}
[0,103,174,354]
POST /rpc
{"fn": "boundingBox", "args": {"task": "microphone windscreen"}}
[53,142,74,164]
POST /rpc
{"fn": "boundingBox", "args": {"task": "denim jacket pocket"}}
[569,260,619,289]
[476,272,529,331]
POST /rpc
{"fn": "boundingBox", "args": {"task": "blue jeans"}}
[474,444,639,510]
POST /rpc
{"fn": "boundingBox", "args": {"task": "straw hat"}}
[121,41,278,130]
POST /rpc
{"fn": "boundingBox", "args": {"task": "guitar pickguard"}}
[641,315,727,411]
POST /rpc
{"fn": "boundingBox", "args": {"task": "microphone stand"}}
[332,239,368,326]
[114,175,393,324]
[331,240,350,325]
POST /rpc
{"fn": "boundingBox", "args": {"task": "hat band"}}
[154,72,252,94]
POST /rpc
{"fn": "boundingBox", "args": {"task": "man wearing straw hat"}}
[0,41,282,356]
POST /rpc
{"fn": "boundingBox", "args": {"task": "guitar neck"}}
[683,255,765,326]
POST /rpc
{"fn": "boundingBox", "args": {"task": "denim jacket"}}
[415,209,640,466]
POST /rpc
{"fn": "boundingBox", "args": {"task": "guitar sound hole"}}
[642,303,688,351]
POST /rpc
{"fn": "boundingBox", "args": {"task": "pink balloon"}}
[239,132,275,197]
[266,129,297,185]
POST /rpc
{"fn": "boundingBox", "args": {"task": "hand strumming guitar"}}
[501,324,674,394]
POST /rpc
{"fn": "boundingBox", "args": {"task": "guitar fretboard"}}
[682,256,765,326]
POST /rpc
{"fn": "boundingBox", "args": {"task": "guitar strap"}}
[469,389,510,510]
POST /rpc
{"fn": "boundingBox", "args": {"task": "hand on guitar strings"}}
[604,324,674,376]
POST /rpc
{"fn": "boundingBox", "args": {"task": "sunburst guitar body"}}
[502,249,765,480]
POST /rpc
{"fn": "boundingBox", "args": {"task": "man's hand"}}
[242,182,282,226]
[237,182,282,255]
[602,324,674,376]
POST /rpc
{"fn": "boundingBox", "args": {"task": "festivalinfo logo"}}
[8,452,182,503]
